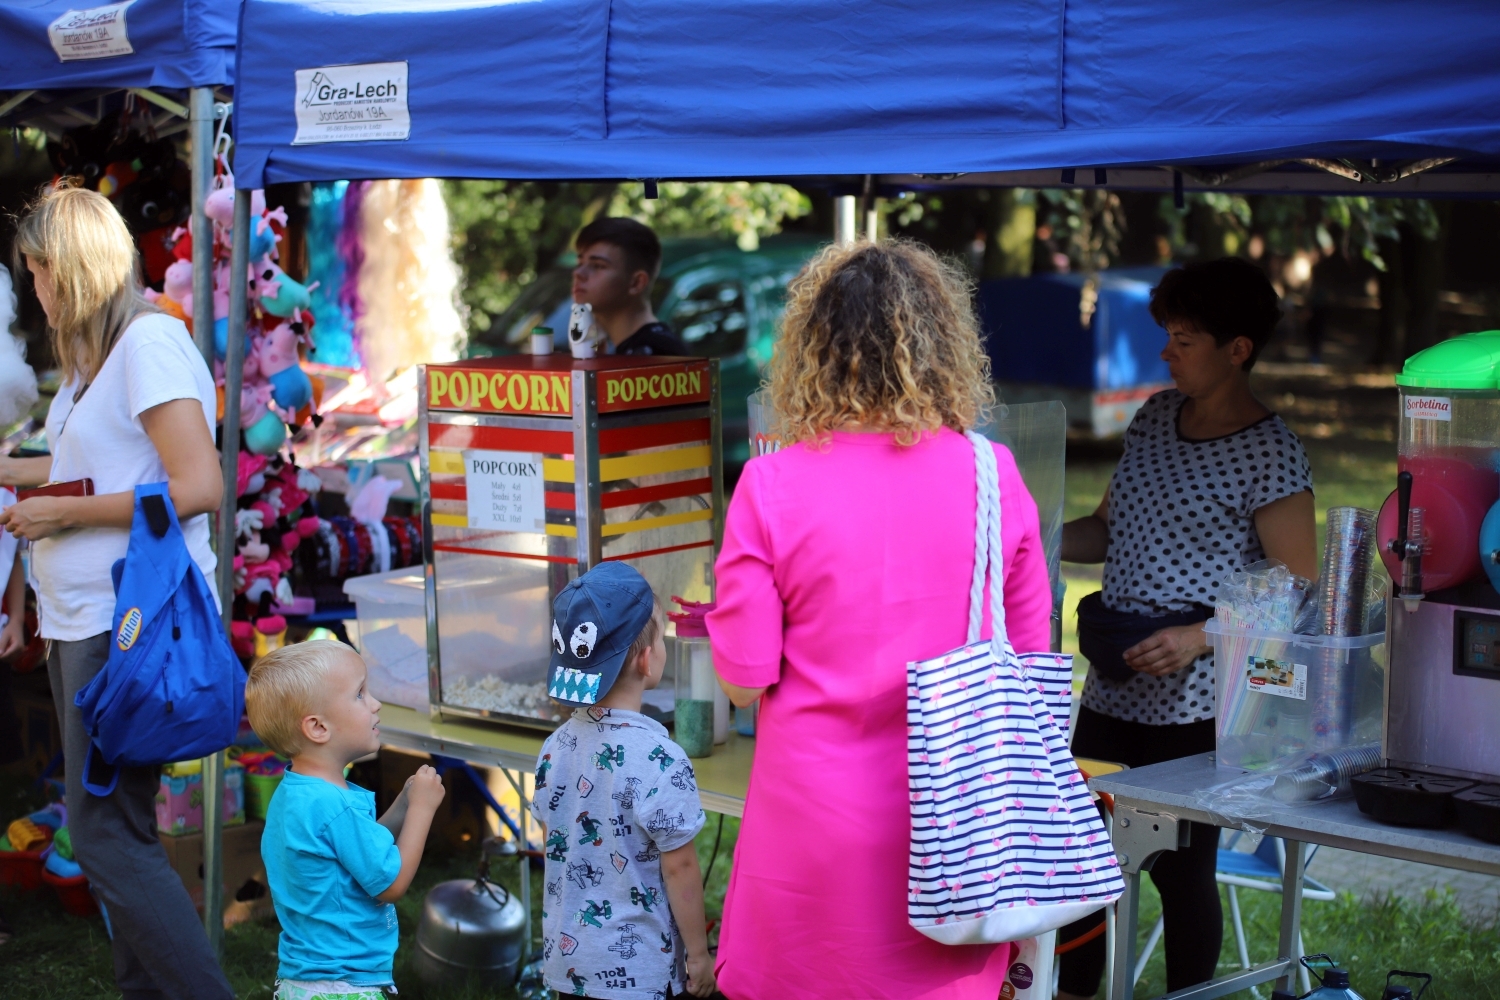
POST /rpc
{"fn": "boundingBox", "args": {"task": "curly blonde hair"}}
[767,239,994,446]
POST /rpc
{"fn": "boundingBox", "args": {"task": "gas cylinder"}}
[413,838,528,989]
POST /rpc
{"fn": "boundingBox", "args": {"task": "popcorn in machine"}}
[418,354,723,729]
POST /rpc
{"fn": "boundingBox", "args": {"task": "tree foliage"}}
[443,180,809,341]
[608,181,810,251]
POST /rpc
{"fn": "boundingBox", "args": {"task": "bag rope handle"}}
[964,430,1007,654]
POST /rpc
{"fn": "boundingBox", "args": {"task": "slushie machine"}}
[418,355,723,730]
[1372,332,1500,830]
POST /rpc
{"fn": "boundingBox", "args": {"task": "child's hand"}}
[407,765,446,813]
[684,952,716,997]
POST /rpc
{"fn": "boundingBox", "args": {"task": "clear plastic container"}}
[1206,620,1386,771]
[343,566,429,711]
[669,597,722,757]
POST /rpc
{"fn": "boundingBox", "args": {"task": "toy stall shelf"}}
[418,355,723,731]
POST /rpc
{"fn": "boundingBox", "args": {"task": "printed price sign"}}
[1246,656,1307,701]
[463,450,544,533]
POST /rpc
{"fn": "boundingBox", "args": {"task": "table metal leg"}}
[1108,804,1300,1000]
[1275,840,1306,993]
[1107,803,1187,1000]
[1110,869,1142,1000]
[505,767,533,957]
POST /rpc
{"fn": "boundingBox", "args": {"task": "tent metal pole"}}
[834,195,857,245]
[188,88,216,368]
[219,191,250,629]
[202,188,250,954]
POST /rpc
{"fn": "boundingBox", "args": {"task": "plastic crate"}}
[1206,619,1386,771]
[343,566,428,711]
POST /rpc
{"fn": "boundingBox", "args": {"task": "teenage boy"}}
[572,217,689,356]
[533,563,714,999]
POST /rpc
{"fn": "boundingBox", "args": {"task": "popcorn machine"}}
[418,355,723,729]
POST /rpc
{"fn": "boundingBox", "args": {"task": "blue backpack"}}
[75,483,245,796]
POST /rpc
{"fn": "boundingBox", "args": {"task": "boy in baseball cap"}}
[532,563,715,999]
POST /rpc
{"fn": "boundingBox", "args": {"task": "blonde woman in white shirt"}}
[2,184,230,1000]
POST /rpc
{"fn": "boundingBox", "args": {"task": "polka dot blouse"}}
[1081,389,1312,725]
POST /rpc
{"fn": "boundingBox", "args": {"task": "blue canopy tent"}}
[0,0,238,952]
[223,14,1500,993]
[231,0,1500,193]
[1,0,235,367]
[0,0,235,93]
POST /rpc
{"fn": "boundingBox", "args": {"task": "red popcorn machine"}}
[418,354,724,729]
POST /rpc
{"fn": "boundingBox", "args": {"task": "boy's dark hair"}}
[1148,256,1282,371]
[624,595,663,670]
[576,217,662,282]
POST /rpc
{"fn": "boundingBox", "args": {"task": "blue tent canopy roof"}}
[231,0,1500,189]
[0,0,236,92]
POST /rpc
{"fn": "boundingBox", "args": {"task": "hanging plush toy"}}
[256,322,314,412]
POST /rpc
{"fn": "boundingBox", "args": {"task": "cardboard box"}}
[155,762,246,835]
[159,819,267,916]
[11,683,61,781]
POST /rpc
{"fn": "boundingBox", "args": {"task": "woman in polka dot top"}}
[1056,258,1317,998]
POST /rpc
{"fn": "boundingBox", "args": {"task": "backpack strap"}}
[81,741,120,797]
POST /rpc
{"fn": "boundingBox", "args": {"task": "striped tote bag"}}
[906,432,1124,946]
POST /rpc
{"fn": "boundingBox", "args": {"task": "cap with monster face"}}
[547,562,655,706]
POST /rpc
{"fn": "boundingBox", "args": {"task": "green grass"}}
[1129,877,1500,1000]
[0,776,741,1000]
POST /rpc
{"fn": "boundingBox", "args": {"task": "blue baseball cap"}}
[547,563,657,706]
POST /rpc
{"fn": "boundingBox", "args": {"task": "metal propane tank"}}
[413,838,528,989]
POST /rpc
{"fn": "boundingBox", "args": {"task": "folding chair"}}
[1133,833,1335,994]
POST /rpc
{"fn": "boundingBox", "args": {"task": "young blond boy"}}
[246,640,446,999]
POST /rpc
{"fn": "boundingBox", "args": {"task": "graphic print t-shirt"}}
[530,707,706,1000]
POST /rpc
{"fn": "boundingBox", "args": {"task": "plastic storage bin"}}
[0,848,45,891]
[42,868,96,916]
[344,565,430,712]
[1206,620,1386,771]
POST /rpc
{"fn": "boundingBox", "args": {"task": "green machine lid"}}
[1396,330,1500,389]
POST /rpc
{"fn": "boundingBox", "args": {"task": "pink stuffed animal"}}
[163,259,194,315]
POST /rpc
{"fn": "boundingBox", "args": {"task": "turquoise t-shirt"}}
[261,768,402,986]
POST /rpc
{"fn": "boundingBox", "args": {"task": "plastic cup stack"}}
[1313,507,1377,637]
[1271,744,1382,802]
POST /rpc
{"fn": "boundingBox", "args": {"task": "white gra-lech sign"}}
[463,450,546,534]
[293,61,409,144]
[49,2,136,61]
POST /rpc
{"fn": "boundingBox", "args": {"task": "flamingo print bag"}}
[905,432,1124,945]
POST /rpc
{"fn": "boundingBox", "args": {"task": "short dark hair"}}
[1149,257,1282,371]
[576,217,662,281]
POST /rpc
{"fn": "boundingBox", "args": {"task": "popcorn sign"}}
[1405,395,1452,421]
[598,363,710,413]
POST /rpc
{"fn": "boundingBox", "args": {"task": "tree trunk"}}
[1375,235,1407,366]
[980,189,1035,280]
[1401,202,1451,359]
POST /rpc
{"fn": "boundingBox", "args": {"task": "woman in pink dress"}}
[706,241,1053,999]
